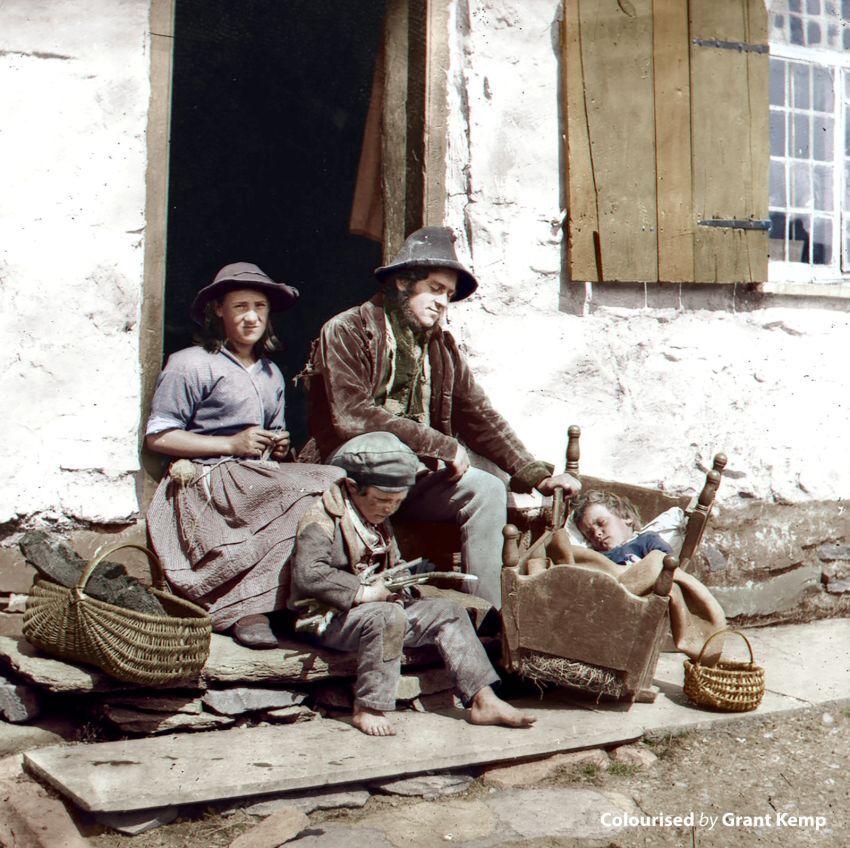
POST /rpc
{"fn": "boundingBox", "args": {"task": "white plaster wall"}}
[445,0,850,506]
[0,1,150,525]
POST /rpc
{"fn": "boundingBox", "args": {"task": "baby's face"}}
[577,504,634,551]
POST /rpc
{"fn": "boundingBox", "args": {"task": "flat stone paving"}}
[22,620,850,815]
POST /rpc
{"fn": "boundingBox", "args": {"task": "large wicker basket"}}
[683,628,765,712]
[23,542,212,685]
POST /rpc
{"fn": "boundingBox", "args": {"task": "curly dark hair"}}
[573,490,643,536]
[195,298,281,356]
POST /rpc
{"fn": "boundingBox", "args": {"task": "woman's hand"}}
[227,426,277,458]
[269,430,292,461]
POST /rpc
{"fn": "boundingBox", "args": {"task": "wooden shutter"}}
[563,0,769,283]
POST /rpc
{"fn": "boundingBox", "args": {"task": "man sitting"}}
[288,431,536,737]
[298,226,580,608]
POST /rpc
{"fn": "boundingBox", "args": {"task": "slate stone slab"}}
[0,635,133,694]
[22,708,646,813]
[203,687,307,716]
[0,675,41,722]
[102,705,234,735]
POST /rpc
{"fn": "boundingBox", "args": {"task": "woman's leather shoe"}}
[232,614,278,649]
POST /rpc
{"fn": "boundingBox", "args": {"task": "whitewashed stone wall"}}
[0,1,150,527]
[445,0,850,509]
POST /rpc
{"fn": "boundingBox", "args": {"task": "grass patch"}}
[608,761,639,778]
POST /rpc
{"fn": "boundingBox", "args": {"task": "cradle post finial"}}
[653,555,678,596]
[566,425,581,477]
[502,524,520,569]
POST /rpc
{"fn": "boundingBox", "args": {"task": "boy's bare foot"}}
[469,686,536,728]
[352,705,397,736]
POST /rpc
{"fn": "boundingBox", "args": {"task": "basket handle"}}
[695,627,755,667]
[78,542,167,593]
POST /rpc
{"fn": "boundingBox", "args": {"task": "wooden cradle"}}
[500,425,726,703]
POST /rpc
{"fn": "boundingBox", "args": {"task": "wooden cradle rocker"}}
[500,425,726,703]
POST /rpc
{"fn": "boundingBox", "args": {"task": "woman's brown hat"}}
[190,262,300,325]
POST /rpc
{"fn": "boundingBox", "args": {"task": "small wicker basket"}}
[683,628,765,712]
[23,542,212,686]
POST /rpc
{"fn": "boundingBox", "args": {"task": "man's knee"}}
[462,468,507,511]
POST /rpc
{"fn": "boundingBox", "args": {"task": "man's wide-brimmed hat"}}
[374,226,478,302]
[190,262,300,325]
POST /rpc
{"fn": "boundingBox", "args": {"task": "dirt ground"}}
[76,702,849,848]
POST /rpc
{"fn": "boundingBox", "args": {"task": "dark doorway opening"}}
[164,0,385,449]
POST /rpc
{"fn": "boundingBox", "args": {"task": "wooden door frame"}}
[381,0,451,259]
[139,0,175,508]
[138,0,451,505]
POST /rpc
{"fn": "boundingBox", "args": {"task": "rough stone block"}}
[105,694,205,714]
[821,562,850,594]
[0,546,35,594]
[702,544,727,573]
[608,743,657,769]
[411,691,462,712]
[482,749,609,789]
[818,544,850,562]
[227,805,308,848]
[0,775,91,848]
[228,787,371,817]
[94,806,178,835]
[102,704,234,734]
[203,687,307,716]
[261,705,318,724]
[0,635,139,694]
[0,717,78,759]
[396,667,454,701]
[370,773,474,799]
[0,611,24,638]
[710,566,820,618]
[0,675,41,723]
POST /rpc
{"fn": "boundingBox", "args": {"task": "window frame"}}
[765,13,850,294]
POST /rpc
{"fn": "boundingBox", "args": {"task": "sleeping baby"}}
[573,490,672,565]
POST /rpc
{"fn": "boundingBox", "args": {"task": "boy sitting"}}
[288,431,535,737]
[573,491,672,565]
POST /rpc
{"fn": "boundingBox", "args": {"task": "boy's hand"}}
[356,580,401,605]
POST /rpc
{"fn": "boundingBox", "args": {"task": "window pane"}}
[790,14,805,43]
[807,20,822,44]
[793,64,810,108]
[812,164,833,209]
[813,116,833,160]
[806,0,820,12]
[789,215,811,262]
[790,0,802,12]
[771,111,787,155]
[770,60,786,106]
[813,216,833,264]
[812,66,834,111]
[770,160,787,206]
[794,113,811,157]
[792,162,812,207]
[845,117,850,156]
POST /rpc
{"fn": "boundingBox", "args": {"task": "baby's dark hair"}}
[573,490,643,531]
